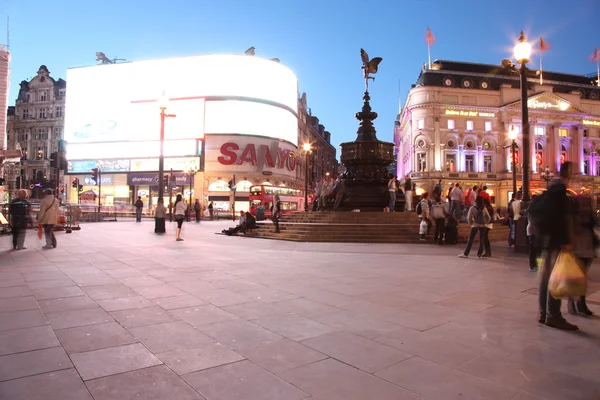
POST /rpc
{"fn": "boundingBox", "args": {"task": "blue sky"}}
[3,0,600,153]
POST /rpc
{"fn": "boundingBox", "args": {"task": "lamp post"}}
[508,126,518,196]
[514,31,532,202]
[303,143,311,212]
[155,93,176,234]
[186,166,197,206]
[540,165,553,189]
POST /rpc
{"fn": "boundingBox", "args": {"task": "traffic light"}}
[78,184,83,192]
[90,168,99,185]
[72,178,78,189]
[50,151,60,169]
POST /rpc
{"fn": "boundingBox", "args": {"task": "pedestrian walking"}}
[135,196,144,222]
[38,188,59,249]
[208,201,214,220]
[194,200,201,223]
[388,175,398,212]
[272,194,282,233]
[527,195,539,271]
[530,161,579,331]
[449,183,463,221]
[511,192,523,245]
[10,189,31,250]
[404,175,413,211]
[417,192,432,241]
[507,192,516,246]
[430,192,451,245]
[434,180,442,196]
[458,196,491,258]
[174,194,187,241]
[154,199,166,233]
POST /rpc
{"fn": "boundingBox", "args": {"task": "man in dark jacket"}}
[10,189,31,250]
[537,161,578,331]
[134,197,144,222]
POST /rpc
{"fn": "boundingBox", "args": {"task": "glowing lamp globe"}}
[514,32,531,64]
[303,143,311,152]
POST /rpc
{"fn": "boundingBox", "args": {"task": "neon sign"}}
[583,120,600,126]
[218,142,297,171]
[445,110,495,118]
[527,99,569,111]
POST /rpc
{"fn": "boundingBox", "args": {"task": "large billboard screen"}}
[65,54,298,161]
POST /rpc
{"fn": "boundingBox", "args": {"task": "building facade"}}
[10,65,66,197]
[297,92,338,189]
[395,59,600,207]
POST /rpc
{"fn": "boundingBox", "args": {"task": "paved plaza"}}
[0,219,599,400]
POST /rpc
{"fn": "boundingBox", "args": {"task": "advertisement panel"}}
[130,157,201,172]
[127,173,190,186]
[67,140,198,160]
[205,134,298,180]
[65,54,299,159]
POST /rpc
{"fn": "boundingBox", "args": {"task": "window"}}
[510,125,521,135]
[466,120,474,131]
[39,92,47,102]
[417,119,424,129]
[465,140,475,150]
[584,160,589,175]
[25,93,30,102]
[561,145,567,164]
[445,154,456,172]
[534,126,546,136]
[54,127,62,138]
[483,156,493,173]
[22,109,29,119]
[465,154,475,172]
[39,108,47,118]
[485,121,492,132]
[535,143,543,167]
[417,153,426,172]
[559,128,568,137]
[447,139,456,148]
[55,106,63,117]
[508,150,520,171]
[447,120,455,129]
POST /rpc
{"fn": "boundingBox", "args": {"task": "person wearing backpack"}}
[532,162,579,331]
[417,192,431,240]
[458,196,491,258]
[430,192,451,245]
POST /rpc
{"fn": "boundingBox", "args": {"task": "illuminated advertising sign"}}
[127,173,190,186]
[205,135,298,180]
[65,54,298,160]
[583,119,600,126]
[445,110,495,118]
[67,140,198,160]
[527,99,569,111]
[67,159,130,173]
[129,157,201,172]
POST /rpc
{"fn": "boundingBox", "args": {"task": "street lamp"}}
[185,166,198,206]
[302,143,311,212]
[540,165,554,189]
[155,92,176,234]
[514,31,532,202]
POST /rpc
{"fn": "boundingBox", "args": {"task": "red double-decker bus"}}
[249,185,311,216]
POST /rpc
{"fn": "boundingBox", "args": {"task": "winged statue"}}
[360,48,382,92]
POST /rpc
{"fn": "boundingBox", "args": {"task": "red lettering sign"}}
[287,152,297,171]
[264,145,276,167]
[237,144,257,166]
[278,148,289,168]
[217,143,239,165]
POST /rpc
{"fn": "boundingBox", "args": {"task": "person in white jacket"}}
[38,188,59,249]
[458,196,491,258]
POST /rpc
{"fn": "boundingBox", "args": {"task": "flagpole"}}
[540,53,543,85]
[427,44,431,69]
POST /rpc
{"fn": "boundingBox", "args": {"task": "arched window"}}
[235,180,253,192]
[208,180,229,192]
[561,145,567,164]
[535,143,543,168]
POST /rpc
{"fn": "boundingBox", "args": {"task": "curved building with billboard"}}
[64,54,299,212]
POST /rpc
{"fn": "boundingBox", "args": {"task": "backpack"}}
[474,207,486,225]
[416,201,423,215]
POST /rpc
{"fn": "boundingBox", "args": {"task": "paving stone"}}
[237,338,327,373]
[39,295,99,313]
[86,365,205,400]
[23,271,68,282]
[195,288,255,307]
[0,286,32,299]
[81,284,138,300]
[301,331,412,373]
[312,310,407,339]
[121,276,164,288]
[376,356,519,400]
[0,368,93,400]
[110,306,176,328]
[171,305,239,327]
[280,358,418,400]
[270,298,342,318]
[70,343,162,381]
[157,342,244,375]
[128,321,214,353]
[26,278,76,289]
[55,322,137,354]
[197,319,282,349]
[0,325,60,356]
[184,360,307,400]
[0,346,72,381]
[0,309,49,332]
[154,295,207,310]
[46,307,113,330]
[223,301,288,320]
[132,284,186,299]
[96,295,154,311]
[0,296,39,313]
[32,285,85,300]
[0,278,27,288]
[253,313,335,341]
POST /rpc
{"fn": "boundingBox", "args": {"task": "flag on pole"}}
[426,26,435,46]
[590,48,600,62]
[539,37,550,52]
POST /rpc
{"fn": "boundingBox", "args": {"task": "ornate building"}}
[395,59,600,207]
[297,92,338,188]
[12,65,66,195]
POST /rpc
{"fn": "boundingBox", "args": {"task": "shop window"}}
[559,128,568,137]
[417,119,424,129]
[447,120,455,129]
[465,154,475,172]
[466,120,474,131]
[485,121,492,132]
[534,126,546,136]
[483,156,493,173]
[417,153,426,172]
[445,154,456,172]
[208,180,230,192]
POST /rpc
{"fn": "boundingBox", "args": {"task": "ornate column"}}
[434,116,441,171]
[552,122,561,171]
[577,125,585,174]
[476,145,483,173]
[458,144,465,172]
